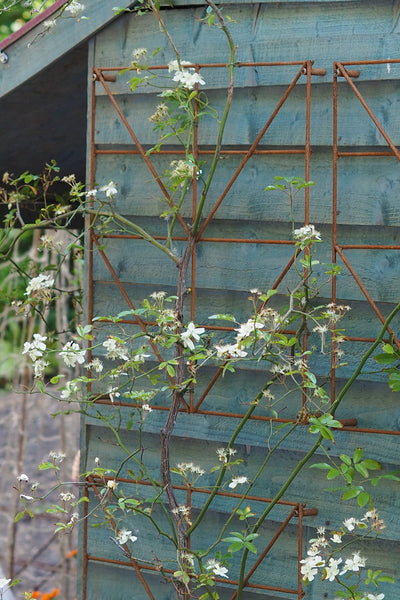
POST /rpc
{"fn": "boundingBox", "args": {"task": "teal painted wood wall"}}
[81,2,400,599]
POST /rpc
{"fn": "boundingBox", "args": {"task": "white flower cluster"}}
[25,272,54,297]
[206,559,229,578]
[103,337,129,361]
[216,447,237,463]
[59,340,86,367]
[22,333,49,378]
[300,513,386,596]
[214,316,265,360]
[168,59,205,90]
[65,1,85,17]
[293,224,321,244]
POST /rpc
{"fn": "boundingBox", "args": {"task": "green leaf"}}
[227,541,244,553]
[357,491,370,507]
[376,575,395,583]
[310,462,332,470]
[353,447,363,463]
[340,454,352,466]
[361,459,382,470]
[355,463,369,478]
[327,468,340,480]
[244,542,258,554]
[374,353,397,364]
[341,487,360,501]
[15,511,25,523]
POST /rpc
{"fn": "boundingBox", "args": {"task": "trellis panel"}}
[80,2,400,600]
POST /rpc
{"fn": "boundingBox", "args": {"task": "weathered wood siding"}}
[81,2,400,599]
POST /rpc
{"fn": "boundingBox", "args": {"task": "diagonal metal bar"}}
[92,235,190,407]
[335,63,400,161]
[87,476,155,600]
[197,63,308,237]
[335,246,397,340]
[229,506,300,600]
[93,68,190,235]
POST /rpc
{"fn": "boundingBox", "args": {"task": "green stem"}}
[236,300,400,598]
[191,1,236,234]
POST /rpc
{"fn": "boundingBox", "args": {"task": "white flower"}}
[324,557,342,581]
[340,552,365,574]
[168,59,192,72]
[235,318,264,341]
[65,1,85,17]
[216,447,236,463]
[60,380,79,400]
[142,404,152,412]
[60,492,76,502]
[100,181,117,198]
[364,594,384,600]
[49,451,66,462]
[107,480,118,490]
[132,47,147,59]
[343,517,359,531]
[317,526,326,535]
[300,554,325,582]
[173,70,205,89]
[85,358,104,373]
[215,343,247,359]
[293,224,321,244]
[59,341,86,367]
[25,273,54,296]
[33,359,49,378]
[180,322,205,351]
[108,386,120,403]
[0,578,11,591]
[86,188,97,198]
[116,528,137,544]
[206,559,228,578]
[44,19,56,29]
[17,473,29,483]
[22,333,47,362]
[228,476,248,489]
[330,533,343,544]
[103,337,129,361]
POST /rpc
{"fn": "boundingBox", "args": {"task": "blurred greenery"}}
[0,0,57,41]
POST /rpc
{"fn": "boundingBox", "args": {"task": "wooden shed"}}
[1,1,400,599]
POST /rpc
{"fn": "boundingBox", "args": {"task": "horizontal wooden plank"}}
[83,424,400,538]
[94,152,400,227]
[93,79,400,147]
[91,230,400,303]
[94,3,398,72]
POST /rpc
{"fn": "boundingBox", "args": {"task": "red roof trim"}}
[0,0,67,51]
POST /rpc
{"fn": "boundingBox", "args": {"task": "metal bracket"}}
[0,49,9,64]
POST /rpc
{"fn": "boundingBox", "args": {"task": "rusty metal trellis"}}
[82,59,325,600]
[331,60,400,435]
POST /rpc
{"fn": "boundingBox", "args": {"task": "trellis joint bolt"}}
[336,67,360,78]
[92,72,116,82]
[301,66,326,76]
[0,49,9,64]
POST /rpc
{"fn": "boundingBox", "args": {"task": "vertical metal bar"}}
[331,63,339,405]
[304,61,312,224]
[198,63,307,237]
[297,504,305,599]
